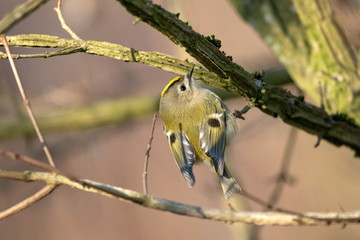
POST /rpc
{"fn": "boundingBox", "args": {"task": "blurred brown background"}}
[1,0,360,239]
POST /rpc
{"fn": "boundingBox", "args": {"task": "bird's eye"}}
[180,85,186,91]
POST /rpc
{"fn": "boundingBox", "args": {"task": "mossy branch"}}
[115,0,360,155]
[1,2,358,154]
[228,0,360,125]
[0,34,224,86]
[0,34,290,86]
[0,96,158,141]
[0,34,289,141]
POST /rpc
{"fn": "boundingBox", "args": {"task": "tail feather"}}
[219,165,241,199]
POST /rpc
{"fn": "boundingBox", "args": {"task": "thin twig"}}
[315,81,325,147]
[0,149,60,175]
[314,135,322,148]
[143,113,158,194]
[0,35,57,221]
[233,105,252,120]
[0,149,82,186]
[1,35,56,167]
[240,189,300,216]
[53,0,81,40]
[0,184,56,220]
[0,47,84,59]
[1,168,360,226]
[267,127,297,206]
[248,127,298,239]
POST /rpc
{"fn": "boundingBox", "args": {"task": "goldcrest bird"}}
[159,67,241,199]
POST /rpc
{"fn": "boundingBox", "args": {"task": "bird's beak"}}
[186,66,194,80]
[184,66,195,88]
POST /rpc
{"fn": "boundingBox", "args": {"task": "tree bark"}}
[116,0,360,155]
[229,0,360,124]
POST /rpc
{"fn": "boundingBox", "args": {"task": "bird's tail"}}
[219,164,241,199]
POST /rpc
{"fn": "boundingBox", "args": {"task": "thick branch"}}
[1,169,360,226]
[0,35,290,86]
[115,0,360,155]
[0,34,288,141]
[228,0,360,124]
[1,32,359,154]
[0,34,224,86]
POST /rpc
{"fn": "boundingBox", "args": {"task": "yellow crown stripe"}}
[161,76,181,96]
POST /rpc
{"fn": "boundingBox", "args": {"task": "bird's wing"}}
[166,130,196,187]
[199,97,228,176]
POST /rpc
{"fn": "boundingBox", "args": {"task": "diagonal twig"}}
[0,184,56,220]
[247,127,298,239]
[1,35,56,167]
[0,149,62,175]
[0,34,57,220]
[267,127,298,206]
[53,0,80,40]
[143,113,158,194]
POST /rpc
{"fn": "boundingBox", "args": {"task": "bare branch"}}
[247,128,297,238]
[0,46,84,59]
[1,35,56,167]
[143,113,158,194]
[0,35,58,221]
[53,0,81,39]
[1,169,360,226]
[267,128,298,206]
[0,184,56,220]
[0,149,61,175]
